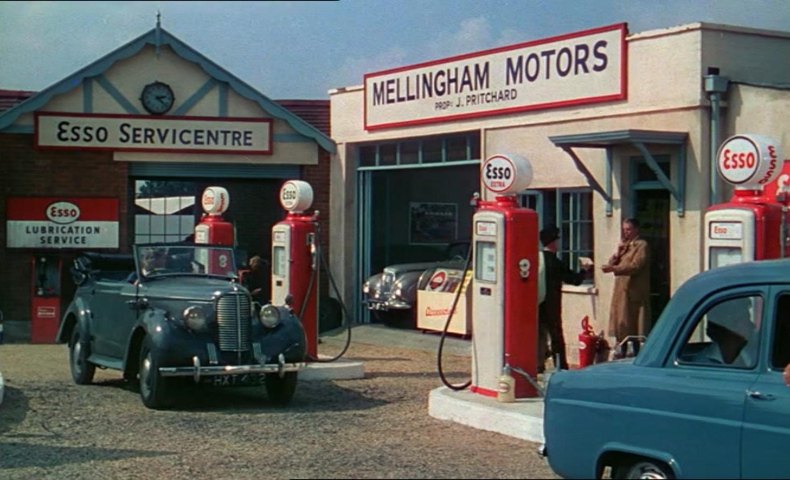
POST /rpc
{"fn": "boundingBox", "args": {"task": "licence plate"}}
[204,373,266,387]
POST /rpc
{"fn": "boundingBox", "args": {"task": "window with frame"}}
[519,188,593,281]
[678,295,762,368]
[133,180,198,244]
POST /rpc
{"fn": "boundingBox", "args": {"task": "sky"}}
[1,0,789,99]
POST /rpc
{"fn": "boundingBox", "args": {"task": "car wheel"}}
[614,460,673,479]
[69,328,95,385]
[265,372,298,406]
[138,336,172,409]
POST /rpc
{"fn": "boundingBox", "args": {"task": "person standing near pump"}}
[537,225,591,372]
[601,218,651,345]
[244,255,271,305]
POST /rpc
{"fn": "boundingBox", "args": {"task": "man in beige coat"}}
[602,218,651,342]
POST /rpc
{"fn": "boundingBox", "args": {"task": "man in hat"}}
[537,225,592,372]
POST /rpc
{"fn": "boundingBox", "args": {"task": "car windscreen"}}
[135,245,238,279]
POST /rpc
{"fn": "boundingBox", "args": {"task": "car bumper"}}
[159,352,306,382]
[365,300,411,311]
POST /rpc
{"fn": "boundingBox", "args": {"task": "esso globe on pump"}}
[195,186,233,246]
[716,134,783,189]
[481,153,534,196]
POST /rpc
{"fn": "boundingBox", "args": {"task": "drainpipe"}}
[704,67,730,205]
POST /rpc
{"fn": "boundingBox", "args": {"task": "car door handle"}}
[746,390,776,401]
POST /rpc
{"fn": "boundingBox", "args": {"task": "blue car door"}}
[741,289,790,478]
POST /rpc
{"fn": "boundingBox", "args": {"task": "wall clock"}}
[140,81,174,115]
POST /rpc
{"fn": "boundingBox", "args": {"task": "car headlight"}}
[260,304,287,328]
[183,306,208,331]
[393,287,403,298]
[362,282,370,294]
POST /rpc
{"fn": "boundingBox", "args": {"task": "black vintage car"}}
[57,244,307,409]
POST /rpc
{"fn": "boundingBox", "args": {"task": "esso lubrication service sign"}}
[716,134,783,187]
[481,153,533,194]
[280,180,314,213]
[201,186,230,215]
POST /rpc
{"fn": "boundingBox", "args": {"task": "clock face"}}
[140,81,174,115]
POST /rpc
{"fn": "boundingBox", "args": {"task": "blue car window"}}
[678,295,762,368]
[771,294,790,370]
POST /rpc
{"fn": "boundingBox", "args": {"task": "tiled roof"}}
[275,100,330,137]
[0,89,35,113]
[0,90,330,136]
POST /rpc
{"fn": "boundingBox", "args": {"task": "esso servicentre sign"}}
[717,134,783,188]
[481,153,533,195]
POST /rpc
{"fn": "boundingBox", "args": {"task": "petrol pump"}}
[470,153,540,399]
[271,180,319,359]
[704,134,787,270]
[194,186,235,273]
[30,255,62,344]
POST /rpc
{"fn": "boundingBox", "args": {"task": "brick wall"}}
[0,133,128,332]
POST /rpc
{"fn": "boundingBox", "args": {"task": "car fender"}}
[121,307,171,375]
[56,296,92,344]
[597,441,681,478]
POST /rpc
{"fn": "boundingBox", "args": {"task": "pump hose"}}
[436,240,473,391]
[297,219,352,363]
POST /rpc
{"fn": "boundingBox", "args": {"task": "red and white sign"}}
[201,187,230,215]
[481,153,533,194]
[716,134,783,187]
[364,23,627,130]
[6,197,119,249]
[279,180,314,213]
[35,113,272,155]
[427,271,447,291]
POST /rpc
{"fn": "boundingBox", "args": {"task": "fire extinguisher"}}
[578,315,598,368]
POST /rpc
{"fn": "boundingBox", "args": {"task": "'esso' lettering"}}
[46,201,81,224]
[485,164,513,181]
[56,121,109,143]
[720,149,756,170]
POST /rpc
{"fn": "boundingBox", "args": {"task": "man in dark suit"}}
[537,225,591,372]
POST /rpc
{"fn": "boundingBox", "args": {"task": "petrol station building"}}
[329,22,790,363]
[0,25,335,341]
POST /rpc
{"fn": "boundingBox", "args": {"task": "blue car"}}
[57,244,307,409]
[542,259,790,479]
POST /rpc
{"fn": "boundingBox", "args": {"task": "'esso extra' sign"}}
[201,186,230,215]
[481,153,533,194]
[717,134,783,187]
[280,180,314,213]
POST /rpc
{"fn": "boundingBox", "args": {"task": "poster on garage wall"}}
[6,197,119,249]
[409,202,458,245]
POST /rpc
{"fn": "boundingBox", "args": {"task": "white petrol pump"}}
[471,153,540,399]
[271,180,320,359]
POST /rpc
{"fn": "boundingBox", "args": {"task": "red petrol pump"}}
[31,255,62,343]
[194,187,235,273]
[271,180,319,359]
[704,134,788,270]
[470,153,540,399]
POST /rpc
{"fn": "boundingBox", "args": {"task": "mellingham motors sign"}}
[35,113,273,155]
[364,23,627,130]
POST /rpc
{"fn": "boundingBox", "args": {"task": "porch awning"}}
[549,129,688,216]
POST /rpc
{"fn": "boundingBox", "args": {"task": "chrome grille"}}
[216,292,251,352]
[378,272,395,298]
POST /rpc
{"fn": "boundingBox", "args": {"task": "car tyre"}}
[614,460,673,479]
[69,328,95,385]
[265,372,298,406]
[139,336,172,409]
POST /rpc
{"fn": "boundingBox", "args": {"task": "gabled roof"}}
[0,27,335,153]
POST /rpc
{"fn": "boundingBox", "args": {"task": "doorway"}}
[634,189,670,329]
